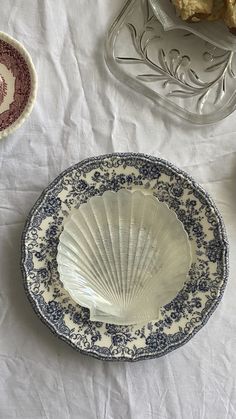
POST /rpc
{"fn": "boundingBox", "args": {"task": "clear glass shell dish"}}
[57,189,192,325]
[105,0,236,124]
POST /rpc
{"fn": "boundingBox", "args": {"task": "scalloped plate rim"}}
[21,152,229,362]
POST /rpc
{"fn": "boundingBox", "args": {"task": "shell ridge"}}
[125,192,136,307]
[59,259,113,302]
[126,200,155,306]
[128,195,147,303]
[128,197,158,304]
[70,213,118,302]
[77,207,114,283]
[102,193,123,306]
[58,241,108,288]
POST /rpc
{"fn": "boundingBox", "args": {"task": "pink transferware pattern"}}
[0,32,37,139]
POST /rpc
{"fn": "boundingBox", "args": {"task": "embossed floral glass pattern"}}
[105,0,236,124]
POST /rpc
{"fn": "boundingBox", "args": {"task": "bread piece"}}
[224,0,236,31]
[207,0,226,21]
[172,0,214,21]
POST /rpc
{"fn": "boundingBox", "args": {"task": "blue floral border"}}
[21,153,229,362]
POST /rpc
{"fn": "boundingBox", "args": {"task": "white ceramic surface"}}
[57,189,192,325]
[0,32,37,139]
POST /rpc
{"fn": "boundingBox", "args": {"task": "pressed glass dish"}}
[105,0,236,124]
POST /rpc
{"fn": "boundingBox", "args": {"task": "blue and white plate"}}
[21,153,229,362]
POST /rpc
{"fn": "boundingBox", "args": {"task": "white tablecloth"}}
[0,1,236,418]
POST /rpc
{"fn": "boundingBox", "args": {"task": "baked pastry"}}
[172,0,213,22]
[207,0,225,20]
[172,0,236,35]
[224,0,236,33]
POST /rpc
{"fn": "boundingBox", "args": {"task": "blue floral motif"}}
[106,324,137,347]
[88,186,99,197]
[169,198,180,211]
[185,281,198,294]
[206,239,223,262]
[192,222,204,238]
[44,301,63,323]
[126,174,133,184]
[139,162,161,179]
[42,196,61,216]
[198,280,209,292]
[44,224,60,249]
[73,308,90,325]
[37,268,48,279]
[164,316,173,326]
[92,171,101,181]
[21,153,229,361]
[25,252,34,271]
[91,331,102,344]
[170,184,184,197]
[77,180,88,190]
[35,251,44,261]
[46,225,58,238]
[116,174,127,184]
[192,297,202,309]
[146,332,168,351]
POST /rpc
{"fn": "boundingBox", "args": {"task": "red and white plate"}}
[0,32,37,139]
